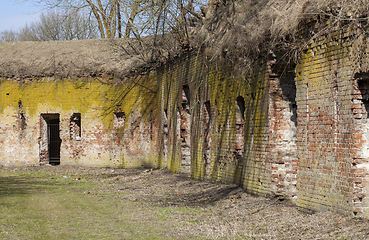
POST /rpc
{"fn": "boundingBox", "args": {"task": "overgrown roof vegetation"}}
[1,0,369,79]
[193,0,369,75]
[0,37,177,79]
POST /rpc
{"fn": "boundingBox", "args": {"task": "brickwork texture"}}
[2,25,369,216]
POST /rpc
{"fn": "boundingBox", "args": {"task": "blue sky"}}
[0,0,44,32]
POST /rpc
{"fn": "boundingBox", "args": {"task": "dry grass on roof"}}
[0,38,164,80]
[2,0,369,79]
[193,0,369,75]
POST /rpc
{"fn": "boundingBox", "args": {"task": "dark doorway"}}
[40,114,61,165]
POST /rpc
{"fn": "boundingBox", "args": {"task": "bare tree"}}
[10,0,205,67]
[33,11,98,40]
[24,0,205,41]
[0,10,99,42]
[0,30,18,42]
[18,24,39,41]
[26,0,120,38]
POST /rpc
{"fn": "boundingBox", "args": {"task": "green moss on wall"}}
[156,53,270,193]
[0,77,155,128]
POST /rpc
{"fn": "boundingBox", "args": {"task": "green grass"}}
[0,170,179,239]
[1,167,362,239]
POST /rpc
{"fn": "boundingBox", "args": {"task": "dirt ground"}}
[2,165,369,239]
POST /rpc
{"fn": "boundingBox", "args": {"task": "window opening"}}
[70,113,81,141]
[235,96,245,158]
[113,112,126,128]
[236,96,245,120]
[203,101,212,175]
[181,85,191,171]
[18,100,27,131]
[182,85,191,109]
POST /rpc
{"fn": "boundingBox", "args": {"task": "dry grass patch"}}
[0,166,369,239]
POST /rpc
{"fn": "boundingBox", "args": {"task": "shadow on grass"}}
[136,170,244,207]
[183,185,241,206]
[173,173,243,206]
[0,175,47,197]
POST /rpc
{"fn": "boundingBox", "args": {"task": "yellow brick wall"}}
[0,76,159,168]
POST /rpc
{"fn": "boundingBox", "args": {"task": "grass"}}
[1,166,368,240]
[0,169,179,239]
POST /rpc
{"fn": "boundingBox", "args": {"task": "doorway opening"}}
[40,114,61,165]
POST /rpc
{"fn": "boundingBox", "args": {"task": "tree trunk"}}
[117,0,122,38]
[86,0,106,38]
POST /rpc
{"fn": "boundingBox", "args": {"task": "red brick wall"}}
[295,28,356,215]
[157,54,296,198]
[268,59,298,198]
[4,32,369,216]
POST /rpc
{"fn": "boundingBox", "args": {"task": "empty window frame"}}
[70,113,81,141]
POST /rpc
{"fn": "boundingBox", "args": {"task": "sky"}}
[0,0,44,32]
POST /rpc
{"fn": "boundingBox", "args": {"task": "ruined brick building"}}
[2,4,369,217]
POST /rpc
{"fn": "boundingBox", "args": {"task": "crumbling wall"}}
[136,27,369,216]
[0,76,159,167]
[235,67,271,196]
[353,76,369,216]
[295,28,356,215]
[268,57,298,198]
[156,53,296,198]
[5,31,369,216]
